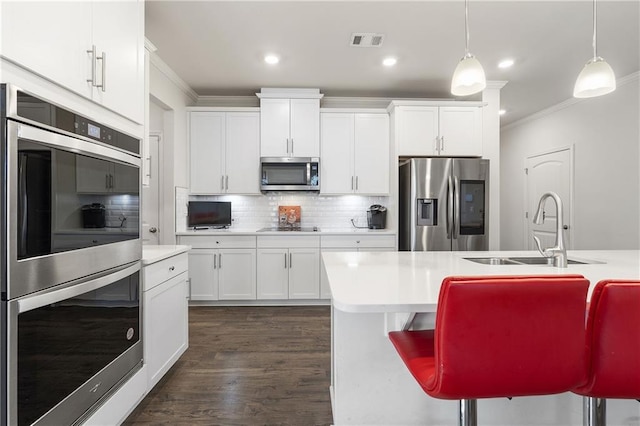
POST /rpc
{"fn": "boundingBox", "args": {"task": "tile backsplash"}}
[179,193,390,231]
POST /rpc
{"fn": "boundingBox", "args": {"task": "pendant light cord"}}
[464,0,470,55]
[592,0,598,59]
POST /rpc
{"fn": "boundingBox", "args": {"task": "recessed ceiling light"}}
[498,59,514,69]
[383,57,397,67]
[264,55,279,65]
[499,109,507,116]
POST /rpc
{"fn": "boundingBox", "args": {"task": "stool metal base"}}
[583,396,606,426]
[459,399,477,426]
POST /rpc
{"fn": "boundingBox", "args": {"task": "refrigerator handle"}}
[453,176,460,239]
[18,153,29,257]
[447,176,453,240]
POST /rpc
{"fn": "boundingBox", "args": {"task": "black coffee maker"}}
[367,205,387,229]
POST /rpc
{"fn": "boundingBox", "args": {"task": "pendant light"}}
[573,0,616,98]
[451,0,486,96]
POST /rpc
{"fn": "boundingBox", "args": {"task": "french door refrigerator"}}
[399,157,489,251]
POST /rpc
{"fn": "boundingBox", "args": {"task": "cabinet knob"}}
[149,227,157,234]
[169,266,175,271]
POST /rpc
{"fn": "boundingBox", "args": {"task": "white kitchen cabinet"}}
[259,98,320,157]
[189,110,260,195]
[391,103,483,157]
[257,235,320,300]
[320,234,396,298]
[321,112,389,195]
[76,156,139,193]
[179,235,257,301]
[0,1,144,123]
[143,252,189,390]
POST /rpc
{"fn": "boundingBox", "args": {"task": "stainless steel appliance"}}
[1,84,142,425]
[367,205,387,229]
[260,157,319,191]
[399,157,489,251]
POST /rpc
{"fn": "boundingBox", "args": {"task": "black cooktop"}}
[257,226,320,232]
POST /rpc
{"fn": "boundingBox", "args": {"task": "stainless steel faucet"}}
[532,192,568,268]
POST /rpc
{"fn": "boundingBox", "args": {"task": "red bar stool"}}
[389,275,590,426]
[572,280,640,426]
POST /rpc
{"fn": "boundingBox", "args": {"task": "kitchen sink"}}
[464,256,599,266]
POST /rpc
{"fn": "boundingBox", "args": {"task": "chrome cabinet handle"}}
[213,253,217,269]
[221,175,224,190]
[96,51,106,92]
[219,253,222,268]
[291,139,294,154]
[109,174,114,189]
[434,136,439,153]
[351,176,354,190]
[145,155,152,178]
[355,176,359,191]
[105,174,109,189]
[286,138,289,154]
[87,45,97,86]
[225,175,229,190]
[284,253,287,269]
[289,253,292,268]
[440,136,445,152]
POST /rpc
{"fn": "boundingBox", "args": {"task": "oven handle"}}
[16,261,141,314]
[18,152,28,257]
[10,120,140,168]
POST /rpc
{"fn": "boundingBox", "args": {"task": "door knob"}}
[149,227,158,233]
[563,225,569,230]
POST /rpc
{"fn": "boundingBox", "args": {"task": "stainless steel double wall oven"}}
[1,84,142,425]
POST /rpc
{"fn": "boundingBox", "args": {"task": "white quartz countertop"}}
[142,245,191,265]
[176,228,396,236]
[323,250,640,313]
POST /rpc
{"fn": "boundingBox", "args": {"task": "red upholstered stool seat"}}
[389,275,590,426]
[572,280,640,426]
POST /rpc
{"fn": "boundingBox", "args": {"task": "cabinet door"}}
[0,2,92,99]
[290,99,320,157]
[354,114,389,195]
[112,163,139,193]
[256,249,289,299]
[218,249,257,300]
[189,112,225,194]
[438,107,483,157]
[91,0,144,123]
[144,272,188,390]
[188,249,218,300]
[396,106,439,156]
[288,248,320,299]
[76,155,111,193]
[225,112,260,194]
[260,98,290,157]
[320,113,354,194]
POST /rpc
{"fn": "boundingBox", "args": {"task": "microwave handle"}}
[307,162,311,185]
[18,153,28,257]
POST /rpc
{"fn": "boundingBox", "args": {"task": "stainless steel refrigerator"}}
[399,157,489,251]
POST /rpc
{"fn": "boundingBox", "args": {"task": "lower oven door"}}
[5,261,143,426]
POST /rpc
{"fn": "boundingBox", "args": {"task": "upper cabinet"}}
[257,89,323,158]
[0,1,145,124]
[389,102,483,157]
[189,110,260,195]
[321,111,390,195]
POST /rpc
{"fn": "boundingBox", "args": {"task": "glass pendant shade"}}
[451,53,487,96]
[573,56,616,98]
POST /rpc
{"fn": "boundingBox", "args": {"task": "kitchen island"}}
[322,250,640,426]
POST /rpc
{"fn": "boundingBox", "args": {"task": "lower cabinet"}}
[143,252,189,390]
[257,236,321,300]
[188,248,257,300]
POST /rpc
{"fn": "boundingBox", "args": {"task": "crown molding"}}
[196,96,259,108]
[148,53,198,103]
[503,71,639,132]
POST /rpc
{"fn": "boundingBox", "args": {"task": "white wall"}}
[148,54,197,244]
[501,73,639,250]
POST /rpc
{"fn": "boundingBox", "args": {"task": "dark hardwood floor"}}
[124,306,333,425]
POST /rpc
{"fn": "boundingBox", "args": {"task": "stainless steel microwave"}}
[260,157,320,191]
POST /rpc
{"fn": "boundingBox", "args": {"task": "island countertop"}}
[322,250,640,313]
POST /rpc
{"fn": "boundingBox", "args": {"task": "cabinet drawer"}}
[178,235,256,249]
[143,253,188,291]
[257,235,320,248]
[321,234,396,249]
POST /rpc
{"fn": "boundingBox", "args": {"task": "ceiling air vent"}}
[350,33,385,48]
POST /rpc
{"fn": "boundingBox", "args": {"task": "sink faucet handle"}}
[533,235,549,258]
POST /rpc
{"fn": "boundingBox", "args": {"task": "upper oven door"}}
[5,120,141,300]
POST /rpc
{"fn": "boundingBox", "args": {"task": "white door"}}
[354,114,389,194]
[260,99,290,157]
[438,107,482,157]
[256,249,289,299]
[525,148,573,250]
[396,106,439,156]
[290,99,320,157]
[188,249,218,300]
[288,248,320,299]
[142,134,160,245]
[225,112,260,194]
[320,113,354,194]
[189,112,225,194]
[218,249,257,300]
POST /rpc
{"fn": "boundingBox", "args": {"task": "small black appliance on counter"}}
[367,204,387,229]
[82,203,106,228]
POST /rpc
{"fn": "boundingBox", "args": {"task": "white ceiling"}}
[145,0,640,126]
